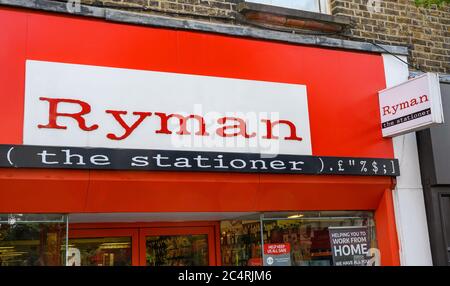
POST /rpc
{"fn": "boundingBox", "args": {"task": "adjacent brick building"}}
[331,0,449,73]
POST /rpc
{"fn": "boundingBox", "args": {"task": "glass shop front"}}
[0,214,67,266]
[0,211,376,266]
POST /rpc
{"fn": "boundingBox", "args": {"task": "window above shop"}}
[245,0,331,14]
[237,1,349,34]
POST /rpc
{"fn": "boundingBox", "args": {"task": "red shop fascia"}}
[0,5,401,265]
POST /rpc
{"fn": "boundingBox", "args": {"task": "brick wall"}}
[60,0,449,73]
[330,0,449,73]
[75,0,237,21]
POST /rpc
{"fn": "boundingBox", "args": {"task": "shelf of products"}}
[263,220,333,266]
[146,234,208,266]
[221,221,262,266]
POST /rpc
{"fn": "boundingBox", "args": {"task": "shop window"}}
[0,214,67,266]
[221,220,262,266]
[220,211,376,266]
[246,0,331,14]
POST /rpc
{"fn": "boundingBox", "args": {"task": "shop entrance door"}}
[69,224,218,266]
[139,227,216,266]
[69,228,140,266]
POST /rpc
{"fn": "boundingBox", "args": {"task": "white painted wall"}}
[382,54,433,266]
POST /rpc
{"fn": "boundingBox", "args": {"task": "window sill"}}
[237,2,351,33]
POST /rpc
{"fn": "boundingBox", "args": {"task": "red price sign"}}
[264,243,291,255]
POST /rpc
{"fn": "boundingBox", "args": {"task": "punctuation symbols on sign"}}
[7,147,14,166]
[390,160,397,175]
[337,160,344,171]
[383,165,387,174]
[360,160,367,172]
[372,161,378,174]
[318,157,324,173]
[348,159,355,166]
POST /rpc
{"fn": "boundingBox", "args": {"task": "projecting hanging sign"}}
[379,72,444,137]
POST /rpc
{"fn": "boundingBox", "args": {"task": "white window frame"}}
[246,0,331,14]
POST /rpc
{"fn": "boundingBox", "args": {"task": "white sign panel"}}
[24,60,312,155]
[379,72,444,137]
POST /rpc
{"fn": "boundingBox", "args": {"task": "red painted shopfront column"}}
[375,189,400,266]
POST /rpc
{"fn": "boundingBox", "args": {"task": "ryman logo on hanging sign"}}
[379,72,444,137]
[23,60,312,156]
